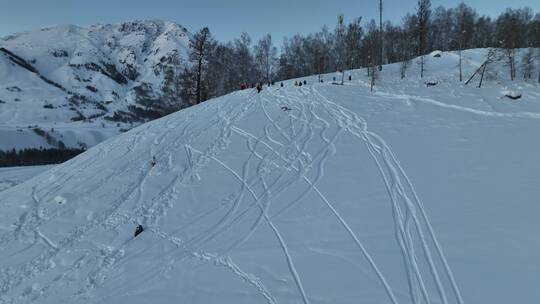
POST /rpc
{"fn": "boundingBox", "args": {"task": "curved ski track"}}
[0,84,466,304]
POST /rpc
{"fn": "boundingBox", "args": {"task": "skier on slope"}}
[134,224,144,237]
[256,83,262,93]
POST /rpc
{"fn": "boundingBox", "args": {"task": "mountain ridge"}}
[0,20,192,151]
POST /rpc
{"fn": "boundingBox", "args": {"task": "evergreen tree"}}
[189,27,216,104]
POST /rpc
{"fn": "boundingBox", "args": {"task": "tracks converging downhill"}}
[0,84,465,304]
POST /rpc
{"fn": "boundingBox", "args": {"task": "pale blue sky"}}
[1,0,539,45]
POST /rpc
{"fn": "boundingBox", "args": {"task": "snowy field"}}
[0,165,54,192]
[0,49,539,304]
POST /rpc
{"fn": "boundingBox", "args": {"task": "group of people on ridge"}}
[238,74,353,93]
[239,78,314,93]
[240,81,280,93]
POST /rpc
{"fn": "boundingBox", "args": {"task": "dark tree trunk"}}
[379,0,383,71]
[420,55,425,78]
[458,46,462,82]
[197,57,203,104]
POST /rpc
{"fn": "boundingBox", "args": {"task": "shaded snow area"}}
[1,49,540,304]
[0,166,54,192]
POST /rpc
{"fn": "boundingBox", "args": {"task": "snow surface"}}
[0,165,53,192]
[0,49,540,303]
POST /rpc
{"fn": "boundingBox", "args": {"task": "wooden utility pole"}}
[379,0,383,71]
[337,14,345,85]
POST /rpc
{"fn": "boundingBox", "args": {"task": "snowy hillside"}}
[0,165,53,192]
[1,47,540,303]
[0,20,190,150]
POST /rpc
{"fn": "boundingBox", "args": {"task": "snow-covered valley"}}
[0,47,540,303]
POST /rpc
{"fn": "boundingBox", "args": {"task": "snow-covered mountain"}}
[0,20,191,150]
[0,49,539,303]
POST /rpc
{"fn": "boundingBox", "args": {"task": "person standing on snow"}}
[134,224,144,237]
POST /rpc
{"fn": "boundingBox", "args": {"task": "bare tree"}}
[368,62,378,92]
[496,8,534,81]
[335,14,346,84]
[254,34,278,83]
[522,48,534,80]
[504,48,517,81]
[363,21,379,91]
[310,27,333,81]
[538,48,540,83]
[400,59,411,79]
[430,6,454,51]
[416,0,431,78]
[233,33,256,85]
[344,18,363,70]
[379,0,383,71]
[454,3,476,81]
[534,15,540,83]
[458,46,463,81]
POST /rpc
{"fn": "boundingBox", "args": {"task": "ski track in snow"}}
[0,82,468,304]
[166,87,342,304]
[266,86,400,304]
[75,91,263,300]
[0,91,264,303]
[204,86,397,303]
[312,86,464,304]
[95,91,292,303]
[177,90,323,303]
[193,251,277,304]
[377,89,540,120]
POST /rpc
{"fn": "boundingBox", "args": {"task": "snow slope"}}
[0,49,540,303]
[0,165,53,192]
